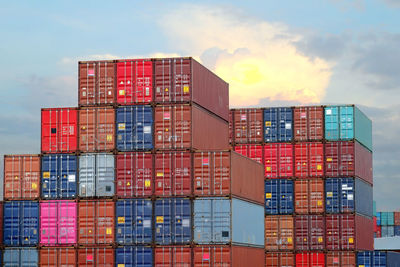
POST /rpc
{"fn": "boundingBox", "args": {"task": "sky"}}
[0,0,399,210]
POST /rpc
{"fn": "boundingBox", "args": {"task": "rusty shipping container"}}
[326,251,356,267]
[232,108,264,144]
[79,61,116,106]
[295,142,324,178]
[4,155,40,200]
[294,106,324,141]
[233,144,263,164]
[264,143,294,179]
[265,252,295,267]
[154,104,229,150]
[77,247,114,267]
[39,247,76,267]
[295,215,325,251]
[154,57,229,121]
[154,246,191,266]
[265,215,294,251]
[295,179,324,214]
[79,107,115,152]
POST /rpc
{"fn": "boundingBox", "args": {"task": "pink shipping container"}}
[264,143,294,178]
[40,200,77,245]
[232,108,264,144]
[294,106,324,141]
[295,142,324,178]
[233,144,263,164]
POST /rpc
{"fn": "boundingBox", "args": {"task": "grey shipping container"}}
[382,226,395,237]
[79,153,115,197]
[4,248,38,267]
[193,197,264,247]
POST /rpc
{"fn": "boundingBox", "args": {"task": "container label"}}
[143,220,151,228]
[349,237,354,243]
[119,89,125,96]
[326,158,332,162]
[62,126,74,135]
[317,165,322,170]
[318,237,323,243]
[287,237,292,243]
[156,216,164,223]
[156,172,164,177]
[327,192,333,197]
[86,254,93,261]
[348,194,354,200]
[183,85,189,93]
[265,121,271,127]
[118,217,125,224]
[285,123,291,129]
[107,135,113,141]
[202,253,210,261]
[241,114,247,120]
[43,172,50,178]
[32,183,37,189]
[164,112,170,120]
[145,179,151,187]
[182,219,190,227]
[326,109,332,115]
[342,185,352,190]
[88,69,95,76]
[317,200,322,206]
[106,228,112,235]
[300,112,307,118]
[142,126,151,134]
[68,175,75,182]
[118,265,125,267]
[266,166,271,172]
[118,123,126,130]
[202,158,209,166]
[266,193,272,199]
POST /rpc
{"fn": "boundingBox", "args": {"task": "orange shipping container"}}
[394,212,400,226]
[294,106,324,141]
[265,216,294,251]
[4,155,40,200]
[326,251,356,267]
[39,247,76,267]
[266,252,295,267]
[295,179,324,214]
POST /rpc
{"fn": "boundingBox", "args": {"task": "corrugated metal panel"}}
[265,179,294,215]
[295,142,324,178]
[115,246,153,267]
[154,246,191,266]
[294,215,325,251]
[4,248,38,267]
[265,252,295,267]
[264,143,294,179]
[77,247,114,266]
[116,106,153,151]
[265,216,294,251]
[39,247,76,267]
[381,212,395,226]
[264,107,293,142]
[294,179,324,214]
[386,251,400,266]
[294,106,324,141]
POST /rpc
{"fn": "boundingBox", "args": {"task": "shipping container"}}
[115,246,153,267]
[233,144,264,164]
[116,153,153,198]
[41,154,77,199]
[265,252,295,267]
[79,60,116,106]
[193,197,264,247]
[357,251,372,267]
[78,200,115,245]
[154,104,229,150]
[229,110,233,144]
[265,216,294,251]
[376,226,382,238]
[154,246,191,266]
[394,225,400,236]
[232,108,263,143]
[294,106,324,141]
[295,142,324,178]
[296,253,325,267]
[356,251,400,267]
[78,107,115,152]
[40,200,77,245]
[3,201,39,246]
[325,178,372,217]
[116,199,152,244]
[116,59,153,104]
[325,214,373,250]
[380,212,395,226]
[265,179,294,215]
[324,141,373,184]
[154,57,229,121]
[324,105,372,151]
[79,153,115,198]
[373,201,377,217]
[377,212,381,226]
[295,215,325,251]
[4,155,40,200]
[264,143,294,178]
[394,212,400,226]
[264,107,293,142]
[155,198,191,245]
[116,105,153,151]
[39,247,76,267]
[294,179,324,214]
[0,202,3,246]
[77,247,114,267]
[326,251,355,267]
[193,246,265,267]
[3,248,38,267]
[41,108,78,153]
[381,226,395,237]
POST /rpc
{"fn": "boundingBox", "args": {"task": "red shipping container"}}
[116,59,153,104]
[296,253,325,267]
[295,179,324,214]
[233,144,263,164]
[41,108,78,153]
[79,107,115,152]
[40,247,76,267]
[264,143,293,179]
[325,214,373,251]
[373,217,378,232]
[324,141,373,184]
[395,212,400,226]
[376,226,381,238]
[79,61,116,106]
[326,251,356,267]
[116,153,153,198]
[154,104,229,150]
[154,152,191,197]
[232,108,264,144]
[154,246,191,266]
[193,246,264,267]
[295,215,325,251]
[154,57,229,121]
[78,200,115,245]
[265,216,294,251]
[3,155,40,200]
[294,106,324,141]
[295,142,324,178]
[266,252,295,267]
[77,247,114,267]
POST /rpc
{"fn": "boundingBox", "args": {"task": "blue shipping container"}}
[116,106,153,151]
[116,199,152,244]
[264,107,293,142]
[358,251,373,267]
[115,246,153,267]
[3,201,39,246]
[155,198,191,244]
[3,248,38,267]
[381,212,395,226]
[265,179,294,215]
[394,226,400,236]
[41,154,77,199]
[377,212,381,226]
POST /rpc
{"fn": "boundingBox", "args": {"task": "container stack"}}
[230,105,374,267]
[374,211,400,238]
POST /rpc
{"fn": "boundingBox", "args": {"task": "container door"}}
[58,201,77,244]
[4,202,21,245]
[116,247,134,267]
[174,105,192,149]
[97,62,115,105]
[279,107,293,142]
[264,108,278,142]
[21,201,39,245]
[174,152,192,196]
[309,142,324,177]
[79,154,96,197]
[21,156,40,199]
[96,154,115,197]
[96,201,115,244]
[357,252,372,267]
[154,59,173,102]
[325,106,339,140]
[78,202,95,244]
[325,178,340,213]
[340,178,355,213]
[154,106,173,149]
[194,152,212,195]
[248,109,263,142]
[116,106,134,151]
[326,215,341,250]
[155,199,173,244]
[134,105,153,150]
[212,199,231,243]
[59,155,77,198]
[40,201,57,245]
[340,106,354,140]
[194,199,212,243]
[235,110,249,143]
[155,153,173,196]
[174,58,191,102]
[20,248,38,267]
[295,143,309,177]
[264,144,278,178]
[212,152,230,195]
[280,180,294,214]
[136,200,153,244]
[279,143,294,178]
[174,199,191,243]
[79,62,96,106]
[59,108,78,152]
[116,200,134,244]
[96,108,115,151]
[265,180,279,215]
[41,155,59,199]
[41,109,59,152]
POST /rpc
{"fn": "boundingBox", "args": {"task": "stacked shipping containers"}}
[374,211,400,237]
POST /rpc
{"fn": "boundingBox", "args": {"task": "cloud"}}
[159,4,333,107]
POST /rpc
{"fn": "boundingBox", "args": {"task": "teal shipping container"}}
[324,105,372,151]
[373,201,377,217]
[381,212,395,226]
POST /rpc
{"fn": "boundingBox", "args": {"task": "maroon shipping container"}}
[264,143,294,179]
[325,141,373,185]
[232,108,264,144]
[266,252,295,267]
[265,216,294,251]
[154,246,191,266]
[294,106,324,141]
[295,179,324,214]
[295,215,325,251]
[296,253,325,267]
[395,212,400,226]
[326,251,356,267]
[77,247,114,267]
[116,153,153,198]
[154,57,229,121]
[193,246,265,267]
[325,214,373,251]
[154,104,229,150]
[295,142,324,178]
[79,61,116,106]
[233,144,263,164]
[39,247,77,267]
